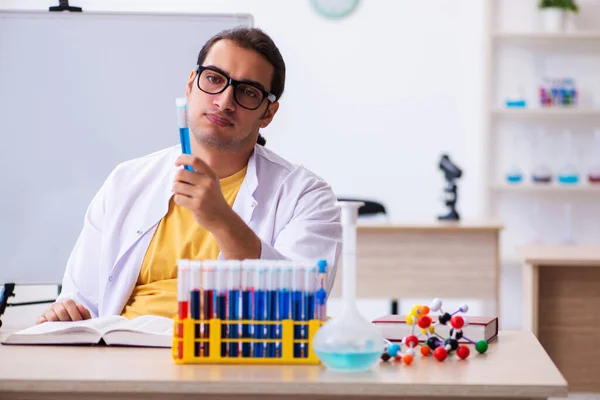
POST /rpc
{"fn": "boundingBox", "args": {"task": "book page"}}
[10,315,127,336]
[104,315,173,336]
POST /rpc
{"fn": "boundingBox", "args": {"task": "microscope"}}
[438,154,462,221]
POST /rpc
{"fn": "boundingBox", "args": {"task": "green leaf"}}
[538,0,579,13]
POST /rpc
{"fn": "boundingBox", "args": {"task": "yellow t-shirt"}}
[121,166,247,319]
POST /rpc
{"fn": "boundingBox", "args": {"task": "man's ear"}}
[185,70,196,100]
[259,102,280,129]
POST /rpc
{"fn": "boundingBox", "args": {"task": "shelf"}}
[491,108,600,117]
[491,182,600,193]
[493,32,600,41]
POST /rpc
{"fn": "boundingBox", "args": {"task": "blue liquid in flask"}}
[558,174,579,184]
[505,173,523,184]
[315,349,382,372]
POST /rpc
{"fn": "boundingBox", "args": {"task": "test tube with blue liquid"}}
[241,260,254,357]
[253,262,266,357]
[277,260,292,358]
[315,259,328,321]
[189,260,202,357]
[303,262,317,358]
[291,265,304,358]
[227,260,241,357]
[265,264,278,358]
[175,97,193,171]
[202,261,216,357]
[215,263,228,357]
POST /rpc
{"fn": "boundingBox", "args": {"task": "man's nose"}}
[213,85,236,112]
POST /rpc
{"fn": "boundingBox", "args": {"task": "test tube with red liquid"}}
[177,259,190,360]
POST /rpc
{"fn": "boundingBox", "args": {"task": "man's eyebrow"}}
[203,64,268,91]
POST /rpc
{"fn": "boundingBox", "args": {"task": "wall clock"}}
[310,0,360,19]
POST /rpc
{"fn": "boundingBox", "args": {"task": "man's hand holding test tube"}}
[172,98,262,260]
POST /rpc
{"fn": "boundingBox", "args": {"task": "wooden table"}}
[520,245,600,393]
[330,221,503,314]
[0,331,566,400]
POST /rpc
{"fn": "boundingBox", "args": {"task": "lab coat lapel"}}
[231,146,259,225]
[111,149,178,273]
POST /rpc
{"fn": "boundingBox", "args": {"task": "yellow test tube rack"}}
[172,318,323,365]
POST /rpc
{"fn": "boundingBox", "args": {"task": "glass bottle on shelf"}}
[531,128,552,184]
[588,128,600,184]
[557,130,580,185]
[505,132,524,184]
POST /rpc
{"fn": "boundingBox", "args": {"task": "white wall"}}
[0,0,491,328]
[1,0,487,223]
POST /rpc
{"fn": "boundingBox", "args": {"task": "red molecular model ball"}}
[450,315,464,329]
[404,335,419,348]
[418,315,432,329]
[433,347,448,362]
[457,345,470,360]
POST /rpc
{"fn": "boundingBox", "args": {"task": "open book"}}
[1,315,173,348]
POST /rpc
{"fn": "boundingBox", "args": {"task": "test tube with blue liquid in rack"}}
[202,261,216,356]
[215,262,228,357]
[277,260,292,358]
[189,260,202,357]
[291,265,304,358]
[227,260,241,357]
[175,97,193,171]
[241,260,254,357]
[303,262,317,358]
[253,262,266,357]
[265,265,278,358]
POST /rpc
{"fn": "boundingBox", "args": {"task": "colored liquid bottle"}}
[505,133,524,184]
[588,129,600,184]
[531,129,552,183]
[557,130,580,185]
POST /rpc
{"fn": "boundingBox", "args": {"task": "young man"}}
[37,27,341,324]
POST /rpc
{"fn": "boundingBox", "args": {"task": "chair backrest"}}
[337,198,387,216]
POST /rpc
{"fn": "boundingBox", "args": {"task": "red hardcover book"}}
[372,314,499,343]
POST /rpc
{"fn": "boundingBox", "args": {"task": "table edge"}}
[0,379,569,398]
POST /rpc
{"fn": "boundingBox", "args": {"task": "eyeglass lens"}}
[198,69,264,110]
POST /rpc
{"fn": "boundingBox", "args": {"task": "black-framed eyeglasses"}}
[195,65,276,111]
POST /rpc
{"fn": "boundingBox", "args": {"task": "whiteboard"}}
[0,10,252,284]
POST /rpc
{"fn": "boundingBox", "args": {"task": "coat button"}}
[136,229,142,235]
[108,276,113,282]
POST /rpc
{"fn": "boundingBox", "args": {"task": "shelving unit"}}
[491,108,600,117]
[484,0,600,265]
[493,31,600,41]
[490,182,600,193]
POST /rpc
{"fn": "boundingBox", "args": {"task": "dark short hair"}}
[196,27,286,146]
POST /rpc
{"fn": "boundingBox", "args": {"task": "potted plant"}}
[538,0,579,32]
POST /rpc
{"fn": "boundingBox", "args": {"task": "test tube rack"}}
[172,258,328,365]
[172,318,323,365]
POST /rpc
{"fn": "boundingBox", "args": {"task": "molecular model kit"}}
[380,298,489,365]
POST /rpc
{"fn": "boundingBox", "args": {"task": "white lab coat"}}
[57,144,342,318]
